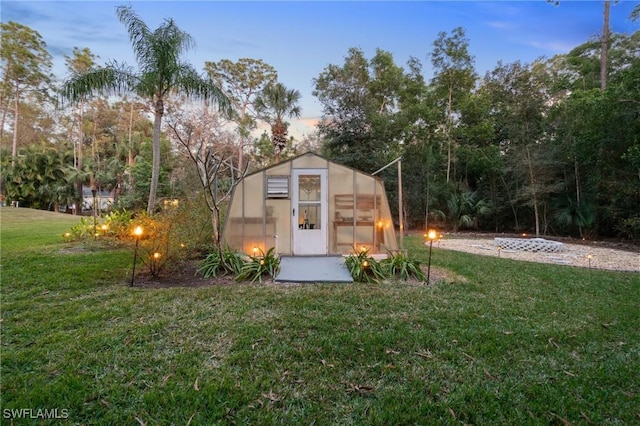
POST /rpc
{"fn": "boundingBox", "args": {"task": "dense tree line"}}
[1,7,638,240]
[315,27,640,240]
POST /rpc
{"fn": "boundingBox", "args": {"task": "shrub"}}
[127,198,217,278]
[65,217,95,241]
[164,198,215,257]
[198,247,245,278]
[615,216,640,241]
[235,247,280,284]
[103,209,134,240]
[344,247,386,283]
[381,251,426,281]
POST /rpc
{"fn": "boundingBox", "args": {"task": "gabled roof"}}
[244,151,385,182]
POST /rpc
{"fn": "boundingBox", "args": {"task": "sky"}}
[3,0,639,137]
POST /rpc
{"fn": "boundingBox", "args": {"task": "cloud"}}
[485,21,518,31]
[298,117,321,128]
[525,39,580,54]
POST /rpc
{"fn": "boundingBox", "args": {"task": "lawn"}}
[1,207,639,424]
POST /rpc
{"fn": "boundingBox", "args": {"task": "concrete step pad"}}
[276,256,354,283]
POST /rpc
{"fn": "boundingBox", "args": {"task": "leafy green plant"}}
[235,247,280,284]
[382,250,426,281]
[103,208,134,239]
[66,217,95,241]
[126,200,216,278]
[198,246,245,278]
[344,247,386,283]
[615,215,640,241]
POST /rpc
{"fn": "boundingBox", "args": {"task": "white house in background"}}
[82,186,114,212]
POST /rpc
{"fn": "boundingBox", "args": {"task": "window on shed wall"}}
[266,176,289,199]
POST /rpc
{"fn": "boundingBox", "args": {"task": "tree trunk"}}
[574,155,580,206]
[128,101,135,166]
[11,86,19,167]
[526,145,540,237]
[601,0,610,92]
[237,102,248,179]
[446,86,453,183]
[75,101,84,215]
[147,98,163,215]
[0,94,7,142]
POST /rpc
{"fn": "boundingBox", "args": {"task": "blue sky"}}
[3,1,639,136]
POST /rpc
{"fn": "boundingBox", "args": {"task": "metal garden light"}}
[426,229,437,283]
[130,226,143,286]
[91,187,97,240]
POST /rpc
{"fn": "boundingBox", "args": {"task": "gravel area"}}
[434,238,639,272]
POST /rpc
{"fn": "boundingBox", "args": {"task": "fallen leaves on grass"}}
[346,383,375,394]
[414,349,433,359]
[320,359,335,368]
[548,411,571,425]
[262,390,281,402]
[484,368,497,380]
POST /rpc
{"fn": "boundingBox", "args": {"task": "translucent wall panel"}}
[241,173,265,254]
[375,180,397,252]
[224,180,245,251]
[266,198,291,254]
[329,164,355,254]
[266,162,291,177]
[354,172,377,253]
[292,153,328,169]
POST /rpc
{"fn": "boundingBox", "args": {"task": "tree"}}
[481,60,557,236]
[2,144,75,210]
[548,0,613,91]
[631,4,640,22]
[314,48,373,169]
[0,21,52,166]
[166,102,241,256]
[204,58,277,175]
[60,5,231,214]
[601,0,611,91]
[64,47,98,214]
[253,82,302,163]
[313,48,407,173]
[430,27,477,182]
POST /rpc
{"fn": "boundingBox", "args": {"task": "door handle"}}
[293,208,295,216]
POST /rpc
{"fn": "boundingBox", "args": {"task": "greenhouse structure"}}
[222,152,398,257]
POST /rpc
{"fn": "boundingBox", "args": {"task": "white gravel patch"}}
[434,238,639,272]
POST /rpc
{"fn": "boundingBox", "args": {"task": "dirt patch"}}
[131,261,237,289]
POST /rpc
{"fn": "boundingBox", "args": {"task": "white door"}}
[292,169,328,255]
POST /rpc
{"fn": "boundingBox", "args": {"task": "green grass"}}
[1,207,639,424]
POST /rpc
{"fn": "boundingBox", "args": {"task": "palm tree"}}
[60,5,231,214]
[254,82,302,163]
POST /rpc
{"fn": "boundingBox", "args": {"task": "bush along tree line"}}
[1,5,639,241]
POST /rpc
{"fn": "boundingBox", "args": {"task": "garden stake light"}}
[130,226,143,286]
[426,229,437,283]
[91,187,97,240]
